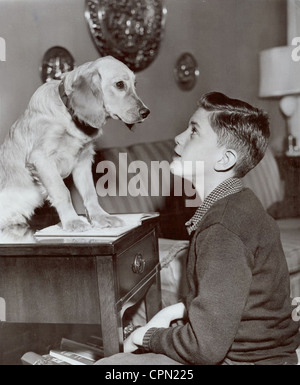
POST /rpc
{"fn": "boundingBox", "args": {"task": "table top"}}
[0,217,159,257]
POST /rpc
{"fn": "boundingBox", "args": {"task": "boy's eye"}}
[116,81,125,90]
[190,126,198,136]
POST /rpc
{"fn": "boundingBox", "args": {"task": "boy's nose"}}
[175,130,187,146]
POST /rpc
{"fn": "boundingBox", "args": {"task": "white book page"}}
[35,212,159,238]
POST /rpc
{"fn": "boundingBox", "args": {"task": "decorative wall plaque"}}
[174,52,199,91]
[85,0,167,72]
[40,46,75,83]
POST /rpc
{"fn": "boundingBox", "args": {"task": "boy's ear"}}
[214,149,237,172]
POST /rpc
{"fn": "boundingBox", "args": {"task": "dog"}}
[0,56,150,242]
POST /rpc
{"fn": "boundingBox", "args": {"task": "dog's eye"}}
[116,81,125,90]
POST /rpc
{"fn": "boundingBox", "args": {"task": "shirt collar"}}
[185,177,243,235]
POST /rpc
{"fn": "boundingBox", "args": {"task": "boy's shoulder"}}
[201,187,278,236]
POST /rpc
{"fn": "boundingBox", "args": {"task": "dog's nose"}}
[139,107,150,119]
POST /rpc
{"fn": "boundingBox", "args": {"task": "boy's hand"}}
[123,302,187,353]
[124,326,147,352]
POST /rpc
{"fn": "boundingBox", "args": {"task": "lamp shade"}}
[259,46,300,98]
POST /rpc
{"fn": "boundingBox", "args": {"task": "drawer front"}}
[116,231,158,299]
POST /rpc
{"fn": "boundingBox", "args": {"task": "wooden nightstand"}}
[275,155,300,217]
[0,218,161,363]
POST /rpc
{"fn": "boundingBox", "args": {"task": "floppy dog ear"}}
[68,70,106,129]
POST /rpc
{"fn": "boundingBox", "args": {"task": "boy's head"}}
[198,92,270,178]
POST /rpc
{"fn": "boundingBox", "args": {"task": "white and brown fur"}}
[0,56,150,242]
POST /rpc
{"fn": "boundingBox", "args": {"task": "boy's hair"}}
[198,92,270,178]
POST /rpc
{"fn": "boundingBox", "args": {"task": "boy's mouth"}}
[173,150,181,158]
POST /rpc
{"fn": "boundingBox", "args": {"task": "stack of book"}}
[21,336,104,365]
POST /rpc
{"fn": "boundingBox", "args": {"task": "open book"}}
[34,212,159,239]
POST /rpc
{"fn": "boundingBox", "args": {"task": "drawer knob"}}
[132,253,146,274]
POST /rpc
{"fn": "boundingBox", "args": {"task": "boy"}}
[95,92,300,365]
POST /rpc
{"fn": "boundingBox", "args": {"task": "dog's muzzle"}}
[125,107,150,130]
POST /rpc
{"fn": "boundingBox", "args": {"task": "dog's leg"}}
[72,157,124,228]
[0,183,45,242]
[28,152,90,232]
[0,224,35,243]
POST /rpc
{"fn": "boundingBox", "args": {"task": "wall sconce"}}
[40,46,75,83]
[85,0,167,72]
[174,53,199,91]
[259,45,300,156]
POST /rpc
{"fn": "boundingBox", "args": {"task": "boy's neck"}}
[195,172,236,201]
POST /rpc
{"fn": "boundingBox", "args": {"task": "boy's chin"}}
[170,159,183,176]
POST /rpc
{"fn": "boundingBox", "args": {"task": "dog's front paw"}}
[91,214,125,228]
[64,218,91,232]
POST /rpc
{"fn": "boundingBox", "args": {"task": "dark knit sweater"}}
[144,188,300,365]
